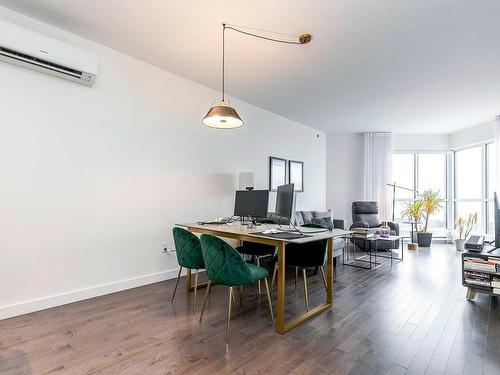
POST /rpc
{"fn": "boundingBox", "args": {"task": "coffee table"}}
[343,234,403,269]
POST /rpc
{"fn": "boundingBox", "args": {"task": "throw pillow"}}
[312,210,333,220]
[301,211,314,225]
[311,217,334,230]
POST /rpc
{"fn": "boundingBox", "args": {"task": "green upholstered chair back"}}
[200,234,254,286]
[172,227,205,270]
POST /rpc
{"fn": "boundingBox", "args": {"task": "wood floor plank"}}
[1,244,499,375]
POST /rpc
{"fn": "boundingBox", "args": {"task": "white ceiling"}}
[1,0,499,134]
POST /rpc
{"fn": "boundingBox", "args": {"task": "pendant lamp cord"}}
[221,23,304,102]
[222,23,225,102]
[224,25,304,45]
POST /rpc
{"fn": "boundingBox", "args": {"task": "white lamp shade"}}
[202,101,243,129]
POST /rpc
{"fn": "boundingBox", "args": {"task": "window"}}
[487,143,496,233]
[455,146,482,199]
[453,143,495,234]
[392,152,448,233]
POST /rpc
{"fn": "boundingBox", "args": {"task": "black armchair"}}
[350,201,399,251]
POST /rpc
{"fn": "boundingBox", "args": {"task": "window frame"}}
[392,151,451,233]
[452,142,495,235]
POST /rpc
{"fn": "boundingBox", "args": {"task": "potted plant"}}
[400,199,423,250]
[417,189,443,247]
[454,213,478,251]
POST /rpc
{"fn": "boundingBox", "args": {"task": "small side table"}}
[374,235,404,266]
[343,234,403,269]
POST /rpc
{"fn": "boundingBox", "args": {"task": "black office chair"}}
[270,225,328,312]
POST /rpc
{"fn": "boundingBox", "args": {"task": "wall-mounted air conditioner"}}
[0,19,98,86]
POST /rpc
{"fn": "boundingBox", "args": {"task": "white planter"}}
[455,239,466,251]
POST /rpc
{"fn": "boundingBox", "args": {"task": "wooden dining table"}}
[177,222,350,334]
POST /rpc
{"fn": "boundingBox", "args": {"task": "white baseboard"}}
[0,267,186,321]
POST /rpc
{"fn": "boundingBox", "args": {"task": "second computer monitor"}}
[234,190,269,219]
[275,183,295,221]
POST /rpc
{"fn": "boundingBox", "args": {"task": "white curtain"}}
[495,117,500,192]
[363,132,394,220]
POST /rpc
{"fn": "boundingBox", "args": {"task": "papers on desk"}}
[298,226,329,234]
[262,229,280,235]
[255,230,312,240]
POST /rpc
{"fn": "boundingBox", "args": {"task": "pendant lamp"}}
[202,24,311,129]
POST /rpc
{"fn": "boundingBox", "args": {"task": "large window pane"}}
[394,200,411,233]
[392,154,415,199]
[418,154,446,195]
[455,147,482,199]
[455,201,482,232]
[426,208,447,231]
[487,201,494,234]
[487,143,496,199]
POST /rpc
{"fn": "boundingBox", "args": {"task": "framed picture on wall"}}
[269,156,287,191]
[289,160,304,192]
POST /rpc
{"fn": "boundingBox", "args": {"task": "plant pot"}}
[417,232,433,247]
[455,239,466,251]
[408,243,418,251]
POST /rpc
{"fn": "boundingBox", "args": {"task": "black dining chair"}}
[270,225,328,312]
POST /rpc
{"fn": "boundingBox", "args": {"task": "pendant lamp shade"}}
[202,101,243,129]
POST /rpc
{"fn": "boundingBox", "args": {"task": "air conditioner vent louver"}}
[0,46,83,78]
[0,20,98,86]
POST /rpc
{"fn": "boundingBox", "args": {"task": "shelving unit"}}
[462,248,500,300]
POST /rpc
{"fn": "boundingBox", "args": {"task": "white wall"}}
[326,133,364,226]
[394,134,450,151]
[0,7,326,319]
[449,119,498,149]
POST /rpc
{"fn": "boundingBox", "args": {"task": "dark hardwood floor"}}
[1,244,500,375]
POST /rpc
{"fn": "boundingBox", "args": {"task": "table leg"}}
[185,267,209,291]
[326,237,333,304]
[401,238,404,261]
[276,238,334,334]
[276,241,286,334]
[342,238,346,265]
[391,241,394,267]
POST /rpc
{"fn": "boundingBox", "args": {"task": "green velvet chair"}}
[236,241,276,294]
[171,227,205,314]
[199,234,274,343]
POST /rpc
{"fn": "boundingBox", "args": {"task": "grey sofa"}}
[294,210,346,260]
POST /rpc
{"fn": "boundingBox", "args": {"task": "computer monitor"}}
[275,183,295,222]
[234,190,269,219]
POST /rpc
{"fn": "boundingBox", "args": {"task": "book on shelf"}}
[464,271,491,287]
[465,279,491,287]
[463,259,498,273]
[492,276,500,288]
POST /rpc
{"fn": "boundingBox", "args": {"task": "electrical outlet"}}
[162,242,175,253]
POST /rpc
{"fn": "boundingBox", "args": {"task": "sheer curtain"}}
[363,132,394,220]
